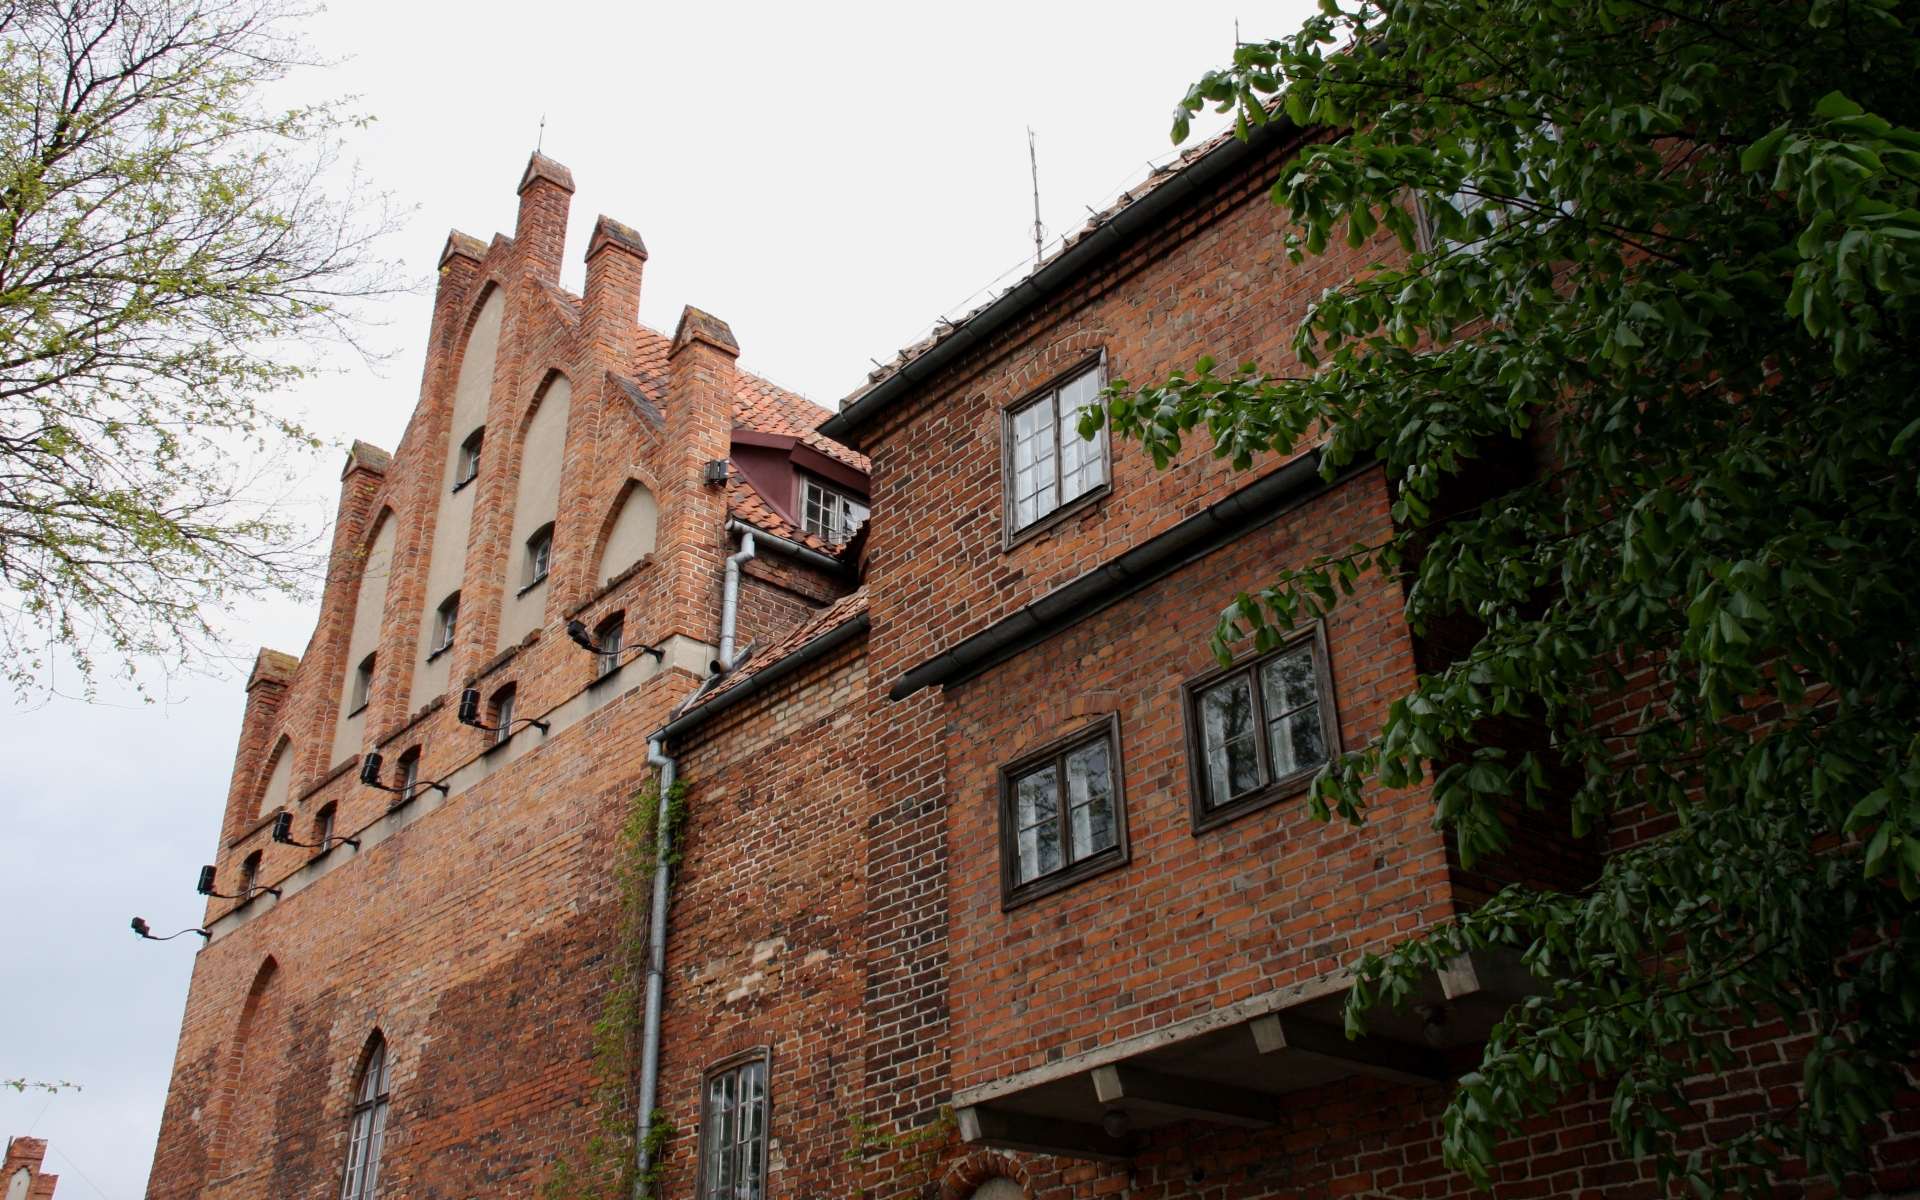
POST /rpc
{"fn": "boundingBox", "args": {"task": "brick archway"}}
[938,1151,1032,1200]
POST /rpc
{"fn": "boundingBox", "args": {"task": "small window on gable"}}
[523,524,554,591]
[1005,361,1107,537]
[241,850,263,896]
[341,1035,391,1200]
[349,653,376,715]
[490,685,516,748]
[315,803,337,847]
[1184,628,1340,830]
[801,477,869,545]
[998,716,1127,907]
[701,1055,768,1200]
[454,427,484,491]
[431,593,459,659]
[595,613,624,679]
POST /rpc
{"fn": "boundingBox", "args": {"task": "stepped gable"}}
[707,586,869,702]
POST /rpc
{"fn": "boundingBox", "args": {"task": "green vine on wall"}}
[541,774,689,1200]
[842,1107,959,1200]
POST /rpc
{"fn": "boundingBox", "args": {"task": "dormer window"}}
[801,477,869,545]
[430,593,459,659]
[453,427,483,491]
[522,524,554,591]
[349,653,376,715]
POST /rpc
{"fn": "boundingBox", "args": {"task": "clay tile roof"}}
[706,586,870,702]
[617,324,868,473]
[726,469,841,553]
[733,375,870,473]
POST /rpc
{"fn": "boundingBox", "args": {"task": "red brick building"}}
[146,133,1917,1200]
[5,1137,59,1199]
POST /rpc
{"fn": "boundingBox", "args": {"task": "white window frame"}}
[1002,359,1109,543]
[340,1037,390,1200]
[700,1053,769,1200]
[349,653,376,716]
[522,524,554,592]
[800,477,869,545]
[429,593,459,661]
[453,427,484,492]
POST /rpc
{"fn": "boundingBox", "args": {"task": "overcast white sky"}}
[0,1,1317,1193]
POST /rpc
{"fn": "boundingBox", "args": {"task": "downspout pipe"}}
[635,736,677,1199]
[718,528,756,671]
[725,518,843,576]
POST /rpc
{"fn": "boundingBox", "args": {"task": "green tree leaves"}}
[0,0,403,697]
[1100,0,1920,1191]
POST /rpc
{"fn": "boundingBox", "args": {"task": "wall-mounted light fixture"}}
[270,810,362,851]
[456,688,550,735]
[565,618,664,664]
[131,916,208,941]
[195,864,279,901]
[358,751,449,799]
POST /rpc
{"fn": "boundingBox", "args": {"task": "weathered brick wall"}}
[651,637,875,1198]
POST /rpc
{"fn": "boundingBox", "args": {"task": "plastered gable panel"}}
[259,737,293,820]
[414,288,504,702]
[498,374,570,647]
[331,512,397,762]
[599,482,657,585]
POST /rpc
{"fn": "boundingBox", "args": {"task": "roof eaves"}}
[819,115,1300,445]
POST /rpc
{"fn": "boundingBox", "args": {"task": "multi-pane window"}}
[1006,363,1107,533]
[349,653,376,714]
[454,427,483,490]
[341,1036,390,1200]
[701,1057,767,1200]
[524,524,554,589]
[800,478,868,545]
[1187,635,1337,826]
[595,614,624,678]
[999,720,1126,902]
[431,593,459,658]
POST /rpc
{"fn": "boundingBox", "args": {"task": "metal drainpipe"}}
[635,736,677,1199]
[718,528,756,670]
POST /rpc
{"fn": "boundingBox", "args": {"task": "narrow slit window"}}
[454,427,484,490]
[523,524,554,590]
[490,686,516,748]
[315,803,336,847]
[241,851,263,895]
[1187,634,1337,827]
[340,1036,390,1200]
[701,1057,768,1200]
[595,613,624,678]
[1005,363,1107,533]
[431,593,459,658]
[397,749,421,802]
[349,653,376,715]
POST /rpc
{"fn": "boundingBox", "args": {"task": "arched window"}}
[489,685,517,748]
[341,1035,391,1200]
[522,522,555,591]
[349,652,376,714]
[240,850,263,896]
[454,427,484,490]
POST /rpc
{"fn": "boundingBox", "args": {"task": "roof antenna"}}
[536,113,546,155]
[1028,127,1046,267]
